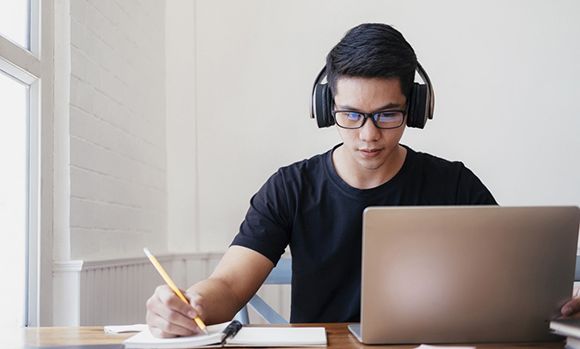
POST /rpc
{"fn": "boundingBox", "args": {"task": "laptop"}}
[348,206,580,344]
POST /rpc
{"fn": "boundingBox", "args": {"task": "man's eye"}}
[377,114,396,122]
[376,112,402,122]
[346,112,362,121]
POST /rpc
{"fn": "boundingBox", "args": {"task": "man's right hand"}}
[145,285,205,338]
[145,246,274,337]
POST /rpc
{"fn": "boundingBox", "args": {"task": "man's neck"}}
[332,144,407,190]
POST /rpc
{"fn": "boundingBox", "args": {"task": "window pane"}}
[0,70,28,327]
[0,0,30,49]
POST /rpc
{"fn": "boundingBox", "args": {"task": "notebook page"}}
[124,322,229,349]
[226,327,327,347]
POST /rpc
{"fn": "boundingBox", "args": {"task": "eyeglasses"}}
[332,110,406,129]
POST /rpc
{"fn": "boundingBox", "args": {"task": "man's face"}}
[333,76,407,172]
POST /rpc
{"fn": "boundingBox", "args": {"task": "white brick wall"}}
[68,0,166,259]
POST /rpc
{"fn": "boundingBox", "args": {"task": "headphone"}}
[310,62,435,129]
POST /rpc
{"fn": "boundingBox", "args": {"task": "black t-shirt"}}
[231,144,496,323]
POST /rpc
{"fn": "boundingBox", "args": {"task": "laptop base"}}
[347,323,362,342]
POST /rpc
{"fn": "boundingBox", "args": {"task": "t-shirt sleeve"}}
[455,165,498,205]
[230,170,292,265]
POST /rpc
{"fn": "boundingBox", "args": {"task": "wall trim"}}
[52,252,225,326]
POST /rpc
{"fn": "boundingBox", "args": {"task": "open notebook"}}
[124,321,327,348]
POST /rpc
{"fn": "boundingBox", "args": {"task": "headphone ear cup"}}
[314,83,335,128]
[407,83,428,129]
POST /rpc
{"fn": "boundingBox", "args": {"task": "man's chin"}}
[356,158,385,171]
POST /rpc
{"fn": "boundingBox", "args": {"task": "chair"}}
[234,257,291,324]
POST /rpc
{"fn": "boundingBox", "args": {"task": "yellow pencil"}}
[144,248,208,334]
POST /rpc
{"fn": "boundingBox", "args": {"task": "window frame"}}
[0,0,54,327]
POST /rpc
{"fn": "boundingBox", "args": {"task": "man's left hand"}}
[562,289,580,317]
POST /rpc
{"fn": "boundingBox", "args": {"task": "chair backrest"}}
[235,257,292,324]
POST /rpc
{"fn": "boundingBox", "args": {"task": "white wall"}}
[182,0,580,252]
[166,0,198,253]
[58,0,167,260]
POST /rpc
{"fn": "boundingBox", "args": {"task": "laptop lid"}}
[358,206,579,344]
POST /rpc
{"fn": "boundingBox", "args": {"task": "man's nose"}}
[359,117,381,142]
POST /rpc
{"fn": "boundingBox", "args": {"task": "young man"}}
[145,23,578,337]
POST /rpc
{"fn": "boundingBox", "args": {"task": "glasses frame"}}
[331,109,407,129]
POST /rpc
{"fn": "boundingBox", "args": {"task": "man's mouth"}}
[359,148,382,158]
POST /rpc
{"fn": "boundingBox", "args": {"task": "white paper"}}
[124,322,229,348]
[104,324,148,334]
[227,327,327,347]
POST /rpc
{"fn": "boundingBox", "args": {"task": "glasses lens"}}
[334,111,364,128]
[373,111,404,129]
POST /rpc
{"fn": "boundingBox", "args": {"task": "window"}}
[0,0,53,327]
[0,0,30,49]
[0,71,29,327]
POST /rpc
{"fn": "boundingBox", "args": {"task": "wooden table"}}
[2,323,566,348]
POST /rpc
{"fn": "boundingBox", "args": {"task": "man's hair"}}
[326,23,417,103]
